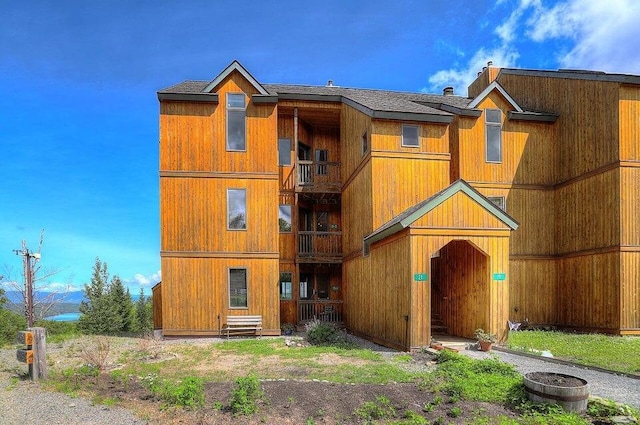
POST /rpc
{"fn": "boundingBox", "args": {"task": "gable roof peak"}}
[468,80,523,112]
[202,60,269,95]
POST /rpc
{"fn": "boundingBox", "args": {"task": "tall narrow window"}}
[279,205,292,232]
[316,211,328,232]
[315,149,328,175]
[279,272,292,300]
[485,109,502,162]
[229,268,248,308]
[402,125,419,147]
[278,138,292,165]
[227,93,246,151]
[362,131,368,156]
[227,189,247,230]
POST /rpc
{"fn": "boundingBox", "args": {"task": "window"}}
[279,205,292,232]
[488,196,506,211]
[402,125,419,147]
[317,275,329,300]
[227,189,247,230]
[226,93,246,151]
[299,278,311,300]
[229,268,247,308]
[278,138,291,166]
[485,109,502,162]
[279,272,292,300]
[362,131,368,156]
[315,149,328,175]
[316,211,328,232]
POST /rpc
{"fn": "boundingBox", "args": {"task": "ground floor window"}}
[229,268,248,308]
[280,272,292,300]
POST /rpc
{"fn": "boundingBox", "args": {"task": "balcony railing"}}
[297,161,341,192]
[298,231,342,261]
[298,300,344,324]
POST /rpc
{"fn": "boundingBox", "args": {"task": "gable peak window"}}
[362,131,368,156]
[485,109,502,163]
[402,125,419,147]
[226,93,246,151]
[488,196,506,211]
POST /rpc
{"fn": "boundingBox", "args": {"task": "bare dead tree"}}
[9,230,69,325]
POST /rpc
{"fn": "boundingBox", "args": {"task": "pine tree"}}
[134,287,153,333]
[79,258,129,334]
[109,276,133,332]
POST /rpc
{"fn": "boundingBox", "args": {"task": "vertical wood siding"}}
[161,257,279,335]
[509,259,558,325]
[621,252,640,330]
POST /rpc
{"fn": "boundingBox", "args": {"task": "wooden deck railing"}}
[297,161,341,192]
[298,231,342,259]
[298,300,344,324]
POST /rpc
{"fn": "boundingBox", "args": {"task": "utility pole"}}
[14,240,41,327]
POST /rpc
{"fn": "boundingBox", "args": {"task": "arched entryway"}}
[430,240,490,339]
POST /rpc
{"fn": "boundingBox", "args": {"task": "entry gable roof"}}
[364,179,519,248]
[202,60,270,95]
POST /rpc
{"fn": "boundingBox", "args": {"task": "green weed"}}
[143,375,205,409]
[229,374,265,416]
[355,395,396,422]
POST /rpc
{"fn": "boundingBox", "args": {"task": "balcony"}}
[298,300,344,324]
[297,161,341,193]
[298,231,342,263]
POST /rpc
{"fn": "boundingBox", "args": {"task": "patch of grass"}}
[507,330,640,375]
[354,395,396,422]
[420,350,520,403]
[92,395,118,406]
[143,375,205,409]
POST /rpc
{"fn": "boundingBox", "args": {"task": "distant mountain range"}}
[4,290,143,305]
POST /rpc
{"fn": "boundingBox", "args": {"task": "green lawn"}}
[506,330,640,375]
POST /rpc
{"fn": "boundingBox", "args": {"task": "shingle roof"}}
[158,80,473,119]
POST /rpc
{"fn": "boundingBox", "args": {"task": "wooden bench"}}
[222,315,263,338]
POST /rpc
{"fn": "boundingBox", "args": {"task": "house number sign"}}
[414,273,428,281]
[493,273,506,281]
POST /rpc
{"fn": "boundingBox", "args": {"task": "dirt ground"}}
[2,336,519,424]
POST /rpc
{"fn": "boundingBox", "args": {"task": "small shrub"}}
[145,375,205,409]
[449,406,462,418]
[79,336,111,372]
[355,395,396,422]
[229,375,265,416]
[305,319,347,346]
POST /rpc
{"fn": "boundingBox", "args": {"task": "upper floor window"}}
[315,149,328,175]
[402,125,419,147]
[485,109,502,162]
[362,131,368,156]
[278,138,292,166]
[227,188,247,230]
[279,205,292,232]
[279,272,292,300]
[226,93,246,151]
[488,196,506,211]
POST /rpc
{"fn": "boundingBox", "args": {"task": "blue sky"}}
[1,0,639,295]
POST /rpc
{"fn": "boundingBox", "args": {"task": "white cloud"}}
[124,270,161,287]
[525,0,640,73]
[427,47,519,96]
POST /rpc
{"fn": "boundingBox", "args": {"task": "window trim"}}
[228,267,248,309]
[488,196,506,211]
[485,109,502,163]
[279,272,293,300]
[278,138,292,166]
[226,93,246,152]
[362,131,368,156]
[278,204,292,233]
[401,124,420,147]
[227,188,247,231]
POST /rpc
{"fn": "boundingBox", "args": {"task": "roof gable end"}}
[468,81,523,112]
[202,60,269,95]
[364,179,519,249]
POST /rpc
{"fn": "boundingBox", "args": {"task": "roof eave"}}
[508,111,559,123]
[157,92,219,103]
[202,60,269,95]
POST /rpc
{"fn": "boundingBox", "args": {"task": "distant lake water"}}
[45,312,80,322]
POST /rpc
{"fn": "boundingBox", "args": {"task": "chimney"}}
[326,79,334,87]
[443,86,454,96]
[487,60,494,67]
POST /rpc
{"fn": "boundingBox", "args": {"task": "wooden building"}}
[155,61,640,349]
